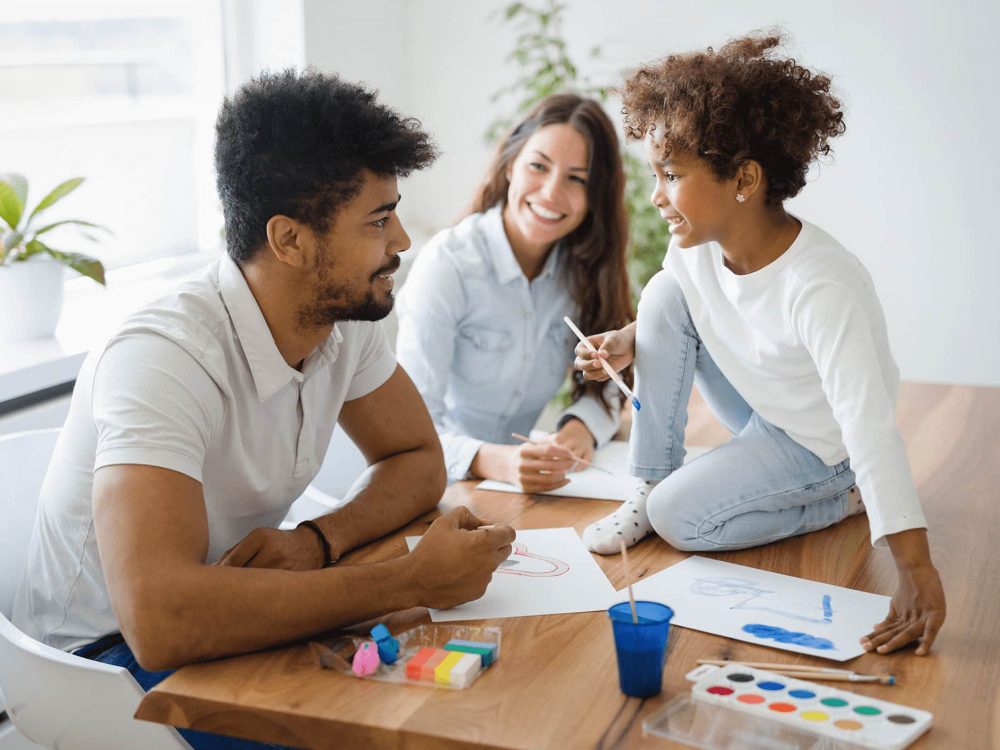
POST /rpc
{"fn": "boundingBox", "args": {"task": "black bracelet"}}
[297,520,334,567]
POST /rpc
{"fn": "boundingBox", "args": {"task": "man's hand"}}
[573,321,637,382]
[216,526,326,570]
[860,529,946,656]
[503,441,577,493]
[408,507,515,609]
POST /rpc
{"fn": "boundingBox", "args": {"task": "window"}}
[0,1,226,269]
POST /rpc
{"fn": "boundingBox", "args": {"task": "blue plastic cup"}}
[608,600,674,698]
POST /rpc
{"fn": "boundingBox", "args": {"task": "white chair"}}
[0,428,190,749]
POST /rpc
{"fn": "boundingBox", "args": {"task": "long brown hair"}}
[469,93,634,412]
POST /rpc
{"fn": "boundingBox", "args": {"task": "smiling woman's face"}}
[502,123,590,255]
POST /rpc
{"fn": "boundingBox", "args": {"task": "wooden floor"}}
[137,383,1000,748]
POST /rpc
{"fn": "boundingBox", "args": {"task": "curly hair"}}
[621,34,845,204]
[469,94,634,412]
[215,68,438,263]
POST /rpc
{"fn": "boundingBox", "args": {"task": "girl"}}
[575,36,945,655]
[397,93,633,493]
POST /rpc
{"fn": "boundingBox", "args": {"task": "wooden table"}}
[136,383,1000,749]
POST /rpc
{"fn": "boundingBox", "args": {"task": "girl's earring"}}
[736,193,746,204]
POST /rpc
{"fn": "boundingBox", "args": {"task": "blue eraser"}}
[370,624,400,664]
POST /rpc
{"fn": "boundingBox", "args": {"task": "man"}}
[13,70,514,744]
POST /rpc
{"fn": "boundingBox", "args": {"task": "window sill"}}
[0,251,218,404]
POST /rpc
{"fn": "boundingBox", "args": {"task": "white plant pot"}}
[0,256,66,342]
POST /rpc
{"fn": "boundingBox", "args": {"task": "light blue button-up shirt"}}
[396,207,619,482]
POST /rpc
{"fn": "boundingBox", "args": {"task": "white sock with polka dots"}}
[583,479,660,555]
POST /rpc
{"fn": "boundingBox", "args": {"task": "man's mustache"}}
[372,256,401,279]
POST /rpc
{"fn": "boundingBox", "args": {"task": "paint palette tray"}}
[643,665,931,750]
[310,623,501,690]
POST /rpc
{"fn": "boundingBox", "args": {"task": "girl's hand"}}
[573,321,637,382]
[860,529,946,655]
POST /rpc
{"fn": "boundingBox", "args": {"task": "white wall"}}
[302,0,1000,387]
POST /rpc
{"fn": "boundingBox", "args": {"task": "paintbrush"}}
[620,539,638,624]
[697,659,896,685]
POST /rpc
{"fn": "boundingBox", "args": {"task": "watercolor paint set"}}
[643,664,932,750]
[310,623,501,690]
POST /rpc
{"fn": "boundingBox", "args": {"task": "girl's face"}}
[503,123,590,254]
[645,135,737,249]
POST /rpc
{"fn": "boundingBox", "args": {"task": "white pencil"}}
[563,316,641,411]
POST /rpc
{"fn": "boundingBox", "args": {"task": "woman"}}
[396,93,633,493]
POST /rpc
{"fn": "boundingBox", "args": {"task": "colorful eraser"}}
[449,652,483,688]
[351,641,380,677]
[370,623,400,664]
[405,646,437,681]
[434,651,465,685]
[420,649,448,681]
[444,642,493,667]
[445,639,497,667]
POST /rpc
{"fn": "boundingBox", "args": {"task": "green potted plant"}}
[0,173,108,342]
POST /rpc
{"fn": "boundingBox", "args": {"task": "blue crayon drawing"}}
[690,578,834,625]
[743,624,836,651]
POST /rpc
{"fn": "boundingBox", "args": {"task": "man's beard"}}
[297,257,399,329]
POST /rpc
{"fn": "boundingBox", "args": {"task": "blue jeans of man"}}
[74,634,297,750]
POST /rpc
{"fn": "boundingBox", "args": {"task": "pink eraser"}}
[351,641,380,677]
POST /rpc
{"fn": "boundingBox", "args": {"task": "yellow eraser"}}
[434,651,465,685]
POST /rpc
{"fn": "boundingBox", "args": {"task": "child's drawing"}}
[741,624,835,650]
[691,577,834,625]
[497,542,569,577]
[629,557,890,661]
[406,528,617,621]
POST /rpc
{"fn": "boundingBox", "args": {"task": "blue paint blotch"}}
[789,689,816,699]
[742,624,836,651]
[757,681,785,691]
[822,594,833,621]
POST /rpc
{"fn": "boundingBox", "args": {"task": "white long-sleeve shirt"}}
[397,207,620,482]
[665,218,927,546]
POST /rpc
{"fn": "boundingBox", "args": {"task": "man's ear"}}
[735,159,765,202]
[264,215,309,268]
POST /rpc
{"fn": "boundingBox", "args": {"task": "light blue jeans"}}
[631,271,856,551]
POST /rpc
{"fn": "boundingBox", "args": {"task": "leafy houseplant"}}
[487,0,668,299]
[0,173,109,341]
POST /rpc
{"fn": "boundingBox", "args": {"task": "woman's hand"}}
[574,321,637,382]
[550,419,596,471]
[502,441,576,494]
[860,529,946,656]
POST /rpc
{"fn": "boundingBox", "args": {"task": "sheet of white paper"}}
[405,527,619,622]
[477,442,712,501]
[626,556,891,661]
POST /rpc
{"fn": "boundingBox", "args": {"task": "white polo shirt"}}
[13,255,397,651]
